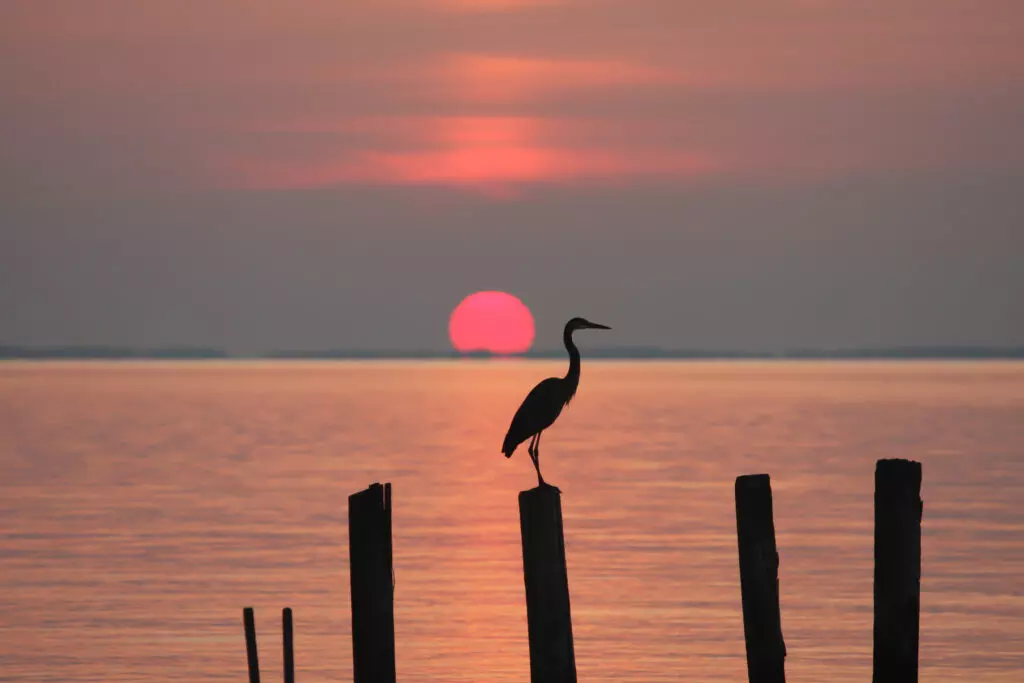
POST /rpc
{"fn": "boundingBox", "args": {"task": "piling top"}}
[876,459,922,476]
[519,483,563,504]
[736,473,771,491]
[349,482,391,508]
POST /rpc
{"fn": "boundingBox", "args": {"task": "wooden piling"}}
[348,482,396,683]
[873,459,923,683]
[243,606,261,683]
[519,485,577,683]
[282,607,295,683]
[735,474,786,683]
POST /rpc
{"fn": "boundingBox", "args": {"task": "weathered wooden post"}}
[348,482,396,683]
[873,459,923,683]
[243,606,261,683]
[282,607,295,683]
[519,485,577,683]
[735,474,786,683]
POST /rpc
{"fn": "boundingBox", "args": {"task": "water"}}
[1,360,1022,682]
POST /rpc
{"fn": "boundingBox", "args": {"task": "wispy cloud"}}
[211,49,707,193]
[216,116,716,193]
[5,1,1021,199]
[437,53,682,104]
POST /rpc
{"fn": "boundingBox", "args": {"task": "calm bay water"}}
[1,360,1022,682]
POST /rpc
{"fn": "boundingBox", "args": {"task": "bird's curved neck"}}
[563,325,581,388]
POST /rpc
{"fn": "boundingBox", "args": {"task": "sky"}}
[2,0,1022,352]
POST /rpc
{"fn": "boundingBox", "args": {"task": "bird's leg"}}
[526,433,545,487]
[534,431,546,487]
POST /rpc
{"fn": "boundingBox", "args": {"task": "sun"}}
[449,291,535,355]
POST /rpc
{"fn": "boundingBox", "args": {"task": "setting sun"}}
[449,291,535,355]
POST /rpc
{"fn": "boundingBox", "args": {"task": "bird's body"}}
[501,377,572,455]
[502,317,609,486]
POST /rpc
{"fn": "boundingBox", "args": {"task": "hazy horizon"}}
[3,341,1024,360]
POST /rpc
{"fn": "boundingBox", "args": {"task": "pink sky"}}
[2,0,1023,352]
[4,0,1022,194]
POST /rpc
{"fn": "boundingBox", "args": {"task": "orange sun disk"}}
[449,291,535,355]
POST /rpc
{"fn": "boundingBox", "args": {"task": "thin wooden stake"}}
[873,459,923,683]
[519,485,577,683]
[243,606,261,683]
[348,482,396,683]
[735,474,786,683]
[283,607,295,683]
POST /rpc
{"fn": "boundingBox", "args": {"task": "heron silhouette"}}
[501,317,610,486]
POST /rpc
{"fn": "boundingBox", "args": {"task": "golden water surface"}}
[1,361,1022,681]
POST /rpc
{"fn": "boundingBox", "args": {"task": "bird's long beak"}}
[586,322,611,330]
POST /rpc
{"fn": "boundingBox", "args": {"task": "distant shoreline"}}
[2,345,1023,360]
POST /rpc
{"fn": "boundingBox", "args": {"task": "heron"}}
[501,317,610,486]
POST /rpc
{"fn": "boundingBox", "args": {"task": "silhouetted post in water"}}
[243,607,261,683]
[282,607,295,683]
[873,459,923,683]
[519,485,577,683]
[735,474,786,683]
[348,482,396,683]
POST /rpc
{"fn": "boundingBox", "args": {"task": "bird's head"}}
[566,317,611,332]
